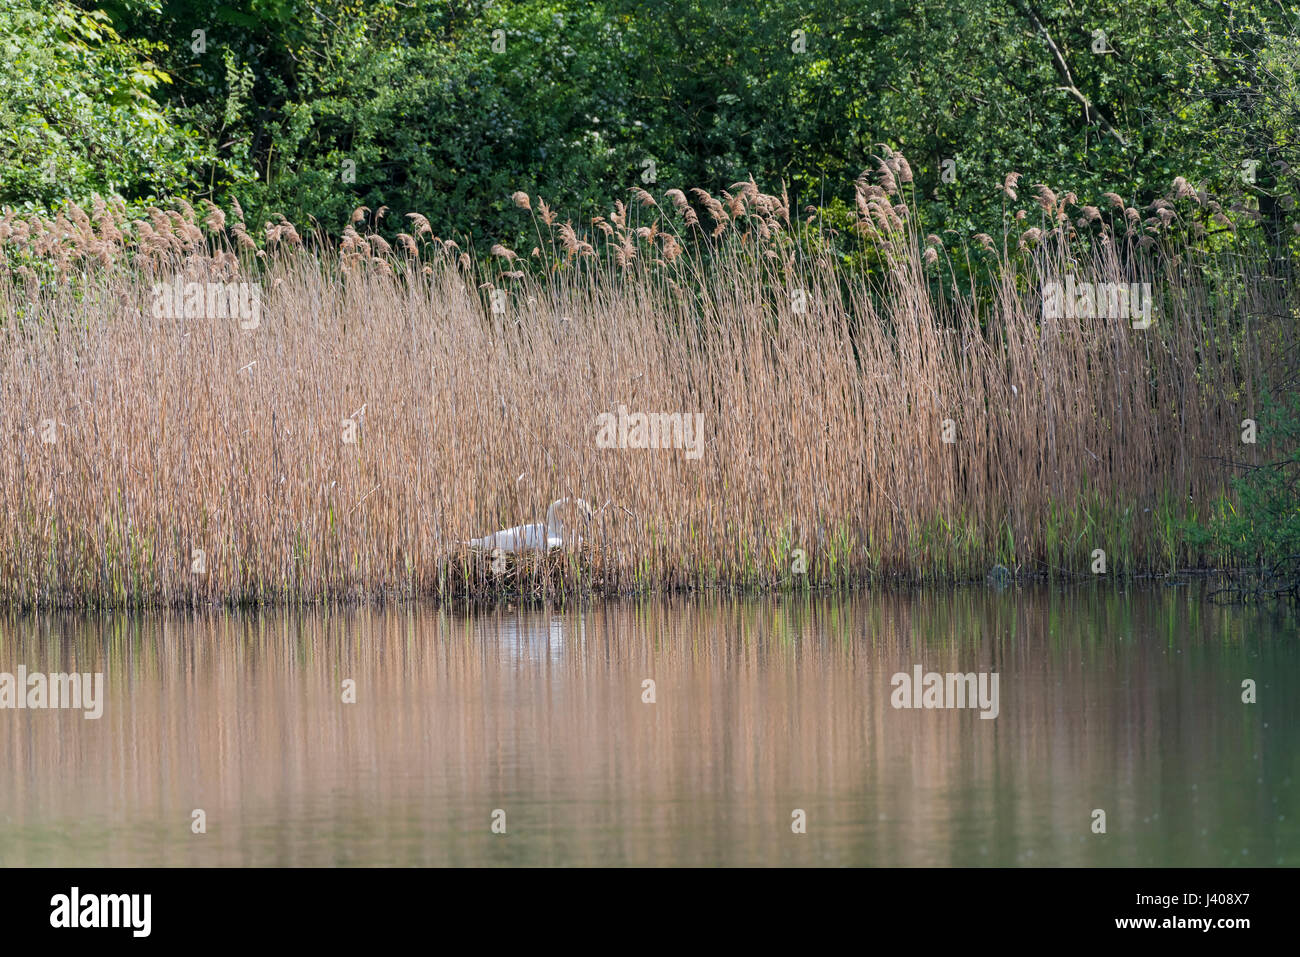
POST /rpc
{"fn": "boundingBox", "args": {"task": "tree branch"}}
[1015,0,1129,147]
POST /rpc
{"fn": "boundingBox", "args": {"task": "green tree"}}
[32,0,1300,252]
[0,0,212,208]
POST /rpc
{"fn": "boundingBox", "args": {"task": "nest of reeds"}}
[438,543,608,604]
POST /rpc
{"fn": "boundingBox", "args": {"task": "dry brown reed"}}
[0,164,1294,607]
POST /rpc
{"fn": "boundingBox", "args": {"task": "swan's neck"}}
[545,500,563,537]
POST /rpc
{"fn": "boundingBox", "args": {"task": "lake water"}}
[1,584,1296,866]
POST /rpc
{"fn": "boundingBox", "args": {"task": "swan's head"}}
[546,497,594,542]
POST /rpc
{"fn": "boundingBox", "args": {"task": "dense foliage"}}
[1190,392,1300,595]
[0,0,213,207]
[2,0,1298,250]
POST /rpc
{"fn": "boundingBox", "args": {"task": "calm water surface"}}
[1,585,1296,866]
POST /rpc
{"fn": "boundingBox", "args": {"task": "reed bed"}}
[0,156,1294,608]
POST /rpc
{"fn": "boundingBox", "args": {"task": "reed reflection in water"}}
[0,585,1295,866]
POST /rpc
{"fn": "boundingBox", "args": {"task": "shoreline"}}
[0,564,1281,614]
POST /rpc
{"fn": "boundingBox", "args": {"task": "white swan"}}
[466,498,594,553]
